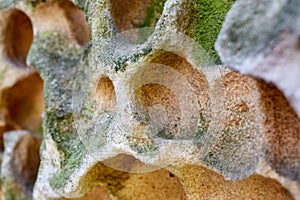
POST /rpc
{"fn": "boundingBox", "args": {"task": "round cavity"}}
[95,76,116,112]
[200,70,262,179]
[102,154,160,173]
[117,166,187,200]
[257,81,300,181]
[0,73,44,152]
[59,0,90,46]
[5,73,44,131]
[3,9,33,68]
[131,51,209,139]
[12,134,41,191]
[32,0,90,46]
[84,154,186,199]
[110,0,166,32]
[133,83,181,139]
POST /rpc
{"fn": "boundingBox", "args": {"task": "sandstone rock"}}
[215,0,300,119]
[1,131,41,200]
[0,0,298,200]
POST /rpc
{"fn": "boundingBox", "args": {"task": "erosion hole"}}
[95,76,116,112]
[12,134,41,191]
[83,154,186,200]
[5,73,44,131]
[110,0,166,34]
[133,83,180,139]
[33,0,90,46]
[60,0,90,46]
[0,73,44,151]
[257,81,300,181]
[3,9,33,68]
[131,51,209,139]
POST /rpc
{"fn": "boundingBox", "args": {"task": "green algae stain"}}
[27,29,88,190]
[25,0,46,7]
[140,0,167,28]
[46,111,88,190]
[73,0,87,10]
[191,0,235,63]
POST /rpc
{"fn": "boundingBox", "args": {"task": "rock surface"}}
[0,0,298,199]
[215,0,300,119]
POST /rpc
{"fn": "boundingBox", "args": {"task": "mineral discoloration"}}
[0,0,298,199]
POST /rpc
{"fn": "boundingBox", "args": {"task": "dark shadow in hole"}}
[58,0,90,46]
[3,9,33,68]
[131,51,209,139]
[12,133,41,192]
[5,73,44,131]
[0,73,44,151]
[95,76,116,112]
[257,80,300,182]
[79,154,187,200]
[110,0,166,32]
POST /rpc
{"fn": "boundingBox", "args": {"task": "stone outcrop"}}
[215,0,300,118]
[0,0,298,199]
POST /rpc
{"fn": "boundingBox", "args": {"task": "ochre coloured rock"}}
[0,0,298,200]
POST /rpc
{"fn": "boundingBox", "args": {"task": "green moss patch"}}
[189,0,235,63]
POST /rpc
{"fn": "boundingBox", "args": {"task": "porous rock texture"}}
[0,0,298,200]
[215,0,300,118]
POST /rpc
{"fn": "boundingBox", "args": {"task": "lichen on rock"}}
[0,0,299,199]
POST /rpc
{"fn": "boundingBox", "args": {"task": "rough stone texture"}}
[1,130,41,200]
[0,0,298,200]
[215,1,300,192]
[215,0,300,118]
[175,165,293,200]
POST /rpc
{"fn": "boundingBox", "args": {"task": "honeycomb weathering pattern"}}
[215,0,300,119]
[0,0,298,199]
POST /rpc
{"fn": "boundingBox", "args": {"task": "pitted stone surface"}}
[215,0,300,119]
[0,0,298,199]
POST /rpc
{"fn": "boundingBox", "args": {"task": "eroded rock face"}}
[215,0,300,119]
[1,130,41,199]
[0,0,298,200]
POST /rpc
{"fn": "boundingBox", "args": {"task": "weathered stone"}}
[215,0,300,119]
[1,130,41,200]
[175,165,293,200]
[0,0,298,199]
